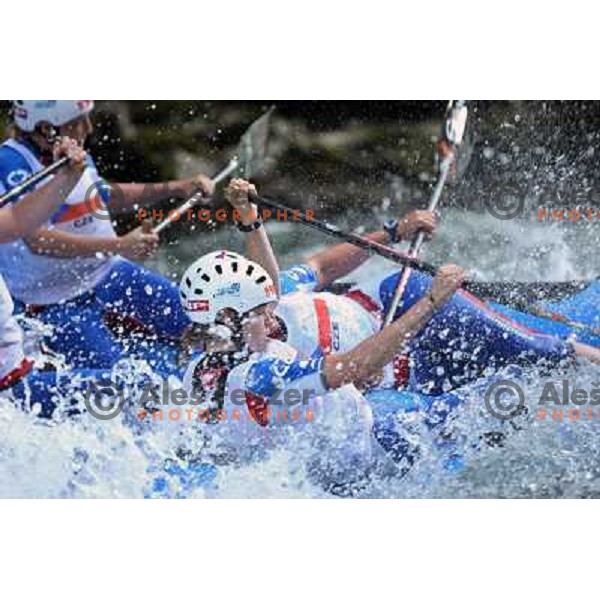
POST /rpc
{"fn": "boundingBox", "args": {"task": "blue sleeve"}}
[279,264,319,295]
[245,355,326,399]
[379,269,574,395]
[0,144,34,202]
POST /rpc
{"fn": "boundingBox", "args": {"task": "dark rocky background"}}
[1,101,599,232]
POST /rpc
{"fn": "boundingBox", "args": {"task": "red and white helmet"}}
[12,100,94,132]
[180,250,278,325]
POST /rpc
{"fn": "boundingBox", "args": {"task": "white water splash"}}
[1,203,599,498]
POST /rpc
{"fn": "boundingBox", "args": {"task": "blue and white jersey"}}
[275,290,380,356]
[275,263,394,387]
[277,264,381,352]
[182,340,387,480]
[0,138,117,305]
[276,263,573,395]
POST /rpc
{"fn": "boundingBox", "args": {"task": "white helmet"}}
[12,100,94,132]
[180,250,278,325]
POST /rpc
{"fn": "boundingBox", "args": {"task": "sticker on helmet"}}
[264,283,277,297]
[187,300,210,312]
[215,283,241,297]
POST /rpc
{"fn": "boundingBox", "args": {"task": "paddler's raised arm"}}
[305,210,439,291]
[322,264,465,390]
[224,179,280,296]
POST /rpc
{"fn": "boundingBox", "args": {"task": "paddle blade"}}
[236,106,274,179]
[445,100,468,146]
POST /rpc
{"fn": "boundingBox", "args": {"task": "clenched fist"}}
[53,137,87,173]
[430,264,467,308]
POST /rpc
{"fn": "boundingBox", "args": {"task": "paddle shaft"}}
[152,158,239,234]
[0,156,69,208]
[152,107,273,235]
[253,194,436,276]
[383,157,451,325]
[382,100,468,326]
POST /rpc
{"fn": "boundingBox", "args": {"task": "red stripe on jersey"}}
[392,355,410,388]
[53,194,105,224]
[345,289,383,320]
[0,358,34,391]
[313,298,333,354]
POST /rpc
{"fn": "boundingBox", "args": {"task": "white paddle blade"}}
[237,106,274,179]
[445,101,468,146]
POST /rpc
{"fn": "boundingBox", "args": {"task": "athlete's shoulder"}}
[245,343,325,398]
[279,263,319,295]
[0,140,34,197]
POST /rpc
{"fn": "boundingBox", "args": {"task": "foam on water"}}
[0,401,148,498]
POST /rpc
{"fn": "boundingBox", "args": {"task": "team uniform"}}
[182,340,398,494]
[272,262,575,477]
[0,138,188,371]
[1,274,113,418]
[0,275,27,381]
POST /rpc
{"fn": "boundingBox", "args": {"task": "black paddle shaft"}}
[253,194,437,276]
[0,156,69,208]
[252,193,589,307]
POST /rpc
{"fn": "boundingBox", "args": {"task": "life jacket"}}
[344,290,410,389]
[274,290,410,389]
[0,275,26,380]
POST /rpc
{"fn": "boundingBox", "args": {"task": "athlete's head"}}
[11,100,94,146]
[180,250,279,353]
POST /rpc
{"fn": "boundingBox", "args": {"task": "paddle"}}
[382,101,468,325]
[152,107,274,234]
[0,156,69,208]
[253,192,437,275]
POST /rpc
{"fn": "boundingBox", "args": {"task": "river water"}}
[1,143,600,498]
